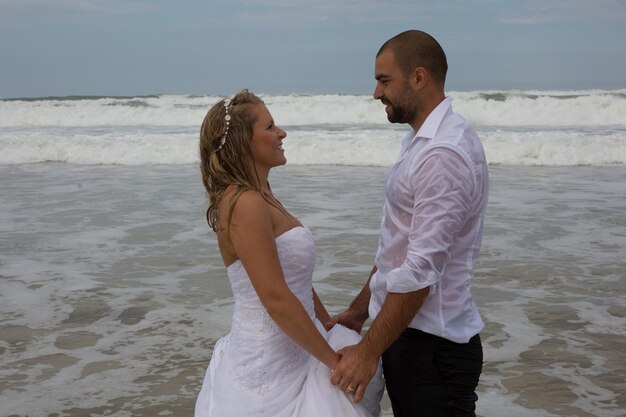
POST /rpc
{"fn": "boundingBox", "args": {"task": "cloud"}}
[0,0,149,17]
[0,0,153,28]
[500,17,551,25]
[500,0,626,24]
[217,0,422,28]
[232,0,379,25]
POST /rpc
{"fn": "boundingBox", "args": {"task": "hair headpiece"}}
[214,98,232,152]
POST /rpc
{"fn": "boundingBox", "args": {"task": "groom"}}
[328,30,489,417]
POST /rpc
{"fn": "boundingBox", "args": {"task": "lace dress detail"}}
[195,226,384,417]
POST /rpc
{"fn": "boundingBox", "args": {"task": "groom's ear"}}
[410,67,428,91]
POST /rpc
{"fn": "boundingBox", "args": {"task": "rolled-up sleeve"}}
[386,147,474,293]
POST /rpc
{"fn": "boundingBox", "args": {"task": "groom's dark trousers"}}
[382,328,483,417]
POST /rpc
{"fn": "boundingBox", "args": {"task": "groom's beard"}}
[382,98,416,125]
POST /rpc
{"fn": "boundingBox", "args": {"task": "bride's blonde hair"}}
[199,89,278,232]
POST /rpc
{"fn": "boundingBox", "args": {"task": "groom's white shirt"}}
[369,97,489,344]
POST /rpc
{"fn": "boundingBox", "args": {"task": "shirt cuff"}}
[386,266,437,293]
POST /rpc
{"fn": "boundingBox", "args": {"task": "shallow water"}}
[1,164,625,416]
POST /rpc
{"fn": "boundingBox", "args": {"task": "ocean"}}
[1,90,625,417]
[2,90,626,166]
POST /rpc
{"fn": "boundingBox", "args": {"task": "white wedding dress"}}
[195,226,384,417]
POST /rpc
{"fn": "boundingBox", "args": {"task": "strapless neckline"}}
[226,226,310,272]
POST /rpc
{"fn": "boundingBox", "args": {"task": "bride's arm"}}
[228,190,340,370]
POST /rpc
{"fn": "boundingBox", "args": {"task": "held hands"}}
[330,341,379,404]
[324,308,367,333]
[326,300,374,402]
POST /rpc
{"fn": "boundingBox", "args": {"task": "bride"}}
[194,90,384,417]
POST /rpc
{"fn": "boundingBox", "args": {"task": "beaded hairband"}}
[214,98,232,152]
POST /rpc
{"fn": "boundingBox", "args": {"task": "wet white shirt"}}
[369,97,489,344]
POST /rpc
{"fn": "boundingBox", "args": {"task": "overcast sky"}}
[1,0,625,98]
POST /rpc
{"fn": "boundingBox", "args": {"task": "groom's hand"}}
[330,342,378,404]
[325,309,365,333]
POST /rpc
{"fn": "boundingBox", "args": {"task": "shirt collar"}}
[409,96,453,143]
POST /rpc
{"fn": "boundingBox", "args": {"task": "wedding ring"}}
[347,386,356,392]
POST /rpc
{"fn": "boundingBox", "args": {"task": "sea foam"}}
[1,90,625,166]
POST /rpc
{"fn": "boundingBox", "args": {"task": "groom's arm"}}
[361,287,430,358]
[312,288,331,324]
[325,266,377,333]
